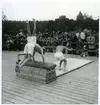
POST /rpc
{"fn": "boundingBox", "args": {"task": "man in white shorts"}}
[54,43,72,71]
[15,19,45,72]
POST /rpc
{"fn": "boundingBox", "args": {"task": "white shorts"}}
[54,52,64,61]
[24,43,35,55]
[24,36,37,55]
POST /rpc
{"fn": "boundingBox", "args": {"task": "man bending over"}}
[54,42,72,71]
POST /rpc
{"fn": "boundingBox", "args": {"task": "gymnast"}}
[15,19,45,72]
[54,42,72,71]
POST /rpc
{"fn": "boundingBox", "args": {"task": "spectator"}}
[86,31,96,50]
[80,31,86,41]
[6,36,14,51]
[14,29,25,51]
[93,31,99,49]
[76,30,84,54]
[70,32,78,54]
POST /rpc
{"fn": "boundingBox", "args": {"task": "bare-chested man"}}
[54,44,72,71]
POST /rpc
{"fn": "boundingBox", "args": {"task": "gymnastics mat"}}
[54,58,93,77]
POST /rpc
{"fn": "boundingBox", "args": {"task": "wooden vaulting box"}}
[16,60,57,84]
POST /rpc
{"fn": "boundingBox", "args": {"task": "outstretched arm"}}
[32,18,36,36]
[64,46,73,51]
[26,20,31,36]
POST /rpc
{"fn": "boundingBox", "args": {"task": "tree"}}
[76,11,84,20]
[83,13,93,20]
[2,11,7,21]
[58,15,66,19]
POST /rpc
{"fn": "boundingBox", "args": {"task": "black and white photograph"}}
[1,0,99,104]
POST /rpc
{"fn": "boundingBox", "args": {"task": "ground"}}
[2,51,98,104]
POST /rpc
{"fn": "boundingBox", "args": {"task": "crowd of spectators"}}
[37,29,98,49]
[3,29,27,51]
[2,28,99,56]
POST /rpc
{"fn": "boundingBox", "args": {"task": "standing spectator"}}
[93,31,99,49]
[86,31,96,56]
[71,32,78,54]
[80,30,86,48]
[75,29,84,55]
[70,32,77,48]
[86,31,96,50]
[66,32,71,48]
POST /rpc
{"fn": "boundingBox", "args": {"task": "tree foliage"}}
[2,11,99,36]
[2,11,7,21]
[2,11,99,51]
[76,11,84,20]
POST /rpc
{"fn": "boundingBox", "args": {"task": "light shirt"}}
[24,36,37,55]
[76,33,80,38]
[80,32,85,40]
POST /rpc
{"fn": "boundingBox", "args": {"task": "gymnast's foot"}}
[58,67,62,71]
[15,65,18,72]
[15,65,20,73]
[16,59,21,64]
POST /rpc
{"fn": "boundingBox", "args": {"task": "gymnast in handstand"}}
[15,19,45,72]
[54,42,72,71]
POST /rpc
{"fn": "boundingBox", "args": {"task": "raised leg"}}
[18,54,28,65]
[32,19,36,36]
[26,20,31,36]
